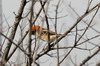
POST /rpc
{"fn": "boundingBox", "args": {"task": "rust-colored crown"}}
[32,25,41,31]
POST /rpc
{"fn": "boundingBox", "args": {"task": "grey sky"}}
[2,0,100,66]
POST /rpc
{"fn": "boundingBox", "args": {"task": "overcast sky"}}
[2,0,100,66]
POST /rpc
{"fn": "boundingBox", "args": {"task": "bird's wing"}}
[41,28,56,35]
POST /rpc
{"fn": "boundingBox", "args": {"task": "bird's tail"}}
[58,33,70,37]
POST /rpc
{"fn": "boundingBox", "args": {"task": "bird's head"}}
[31,25,41,35]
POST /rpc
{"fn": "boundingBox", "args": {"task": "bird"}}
[31,25,62,43]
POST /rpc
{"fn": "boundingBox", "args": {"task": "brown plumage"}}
[31,25,62,43]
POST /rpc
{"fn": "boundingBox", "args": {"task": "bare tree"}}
[0,0,100,66]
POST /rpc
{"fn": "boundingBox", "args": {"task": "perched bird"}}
[31,25,62,43]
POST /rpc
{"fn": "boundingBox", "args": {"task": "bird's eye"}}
[32,30,36,34]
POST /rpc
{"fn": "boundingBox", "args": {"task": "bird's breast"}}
[39,34,59,42]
